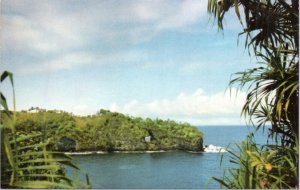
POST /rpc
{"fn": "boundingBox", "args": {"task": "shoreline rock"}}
[64,150,169,155]
[65,144,227,155]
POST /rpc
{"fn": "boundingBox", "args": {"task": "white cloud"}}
[15,52,96,74]
[2,13,85,54]
[156,0,207,31]
[13,48,149,75]
[2,0,209,74]
[3,0,208,52]
[179,62,205,75]
[108,88,247,125]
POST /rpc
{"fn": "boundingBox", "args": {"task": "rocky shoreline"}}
[64,150,168,155]
[64,144,227,155]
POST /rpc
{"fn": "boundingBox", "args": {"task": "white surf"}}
[203,144,227,153]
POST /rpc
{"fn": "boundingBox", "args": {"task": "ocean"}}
[69,125,271,189]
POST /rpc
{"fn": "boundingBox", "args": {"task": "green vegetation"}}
[2,108,203,152]
[1,71,90,188]
[208,0,298,188]
[1,70,202,189]
[214,134,298,188]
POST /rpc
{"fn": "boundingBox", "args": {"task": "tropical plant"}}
[207,0,298,188]
[213,134,261,189]
[231,46,298,147]
[1,71,90,188]
[214,134,298,189]
[208,0,298,146]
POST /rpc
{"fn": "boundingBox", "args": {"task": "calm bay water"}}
[70,125,270,189]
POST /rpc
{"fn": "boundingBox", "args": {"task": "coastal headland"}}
[3,108,203,152]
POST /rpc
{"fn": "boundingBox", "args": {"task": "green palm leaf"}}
[1,71,91,189]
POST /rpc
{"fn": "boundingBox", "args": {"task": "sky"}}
[1,0,257,125]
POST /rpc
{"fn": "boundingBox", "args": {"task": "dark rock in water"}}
[57,136,76,151]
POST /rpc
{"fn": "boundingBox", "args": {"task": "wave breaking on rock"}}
[203,144,227,153]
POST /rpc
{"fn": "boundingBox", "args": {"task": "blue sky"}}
[1,0,256,125]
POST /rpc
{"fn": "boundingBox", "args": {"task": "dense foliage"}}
[208,0,298,188]
[2,108,203,152]
[1,71,90,188]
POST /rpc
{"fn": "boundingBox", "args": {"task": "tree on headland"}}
[208,0,298,188]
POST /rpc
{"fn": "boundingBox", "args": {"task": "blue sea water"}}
[200,125,271,147]
[70,125,271,189]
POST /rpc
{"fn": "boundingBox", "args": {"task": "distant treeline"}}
[1,108,203,152]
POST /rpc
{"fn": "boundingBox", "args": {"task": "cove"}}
[68,125,270,189]
[71,151,226,189]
